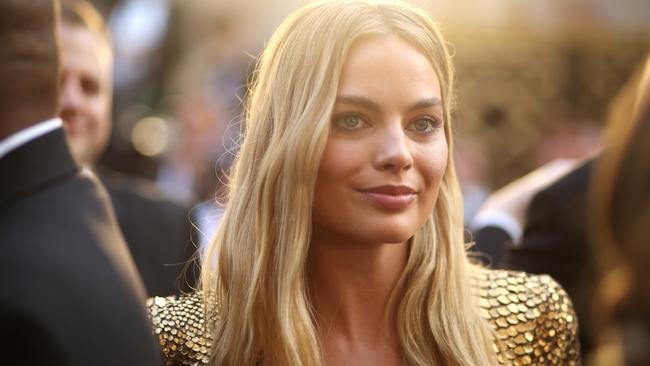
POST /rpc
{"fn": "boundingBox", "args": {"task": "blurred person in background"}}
[470,56,649,355]
[454,136,491,227]
[59,0,196,296]
[588,54,650,366]
[0,0,160,364]
[147,1,580,365]
[155,13,250,249]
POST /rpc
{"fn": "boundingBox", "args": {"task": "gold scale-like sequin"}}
[147,268,581,365]
[146,293,215,365]
[470,268,581,365]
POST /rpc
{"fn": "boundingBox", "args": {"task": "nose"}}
[373,123,413,172]
[59,76,84,117]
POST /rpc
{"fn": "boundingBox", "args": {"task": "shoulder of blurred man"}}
[97,167,197,297]
[0,126,161,365]
[508,158,594,272]
[472,158,594,267]
[506,157,597,354]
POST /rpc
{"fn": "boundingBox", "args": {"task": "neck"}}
[307,232,409,348]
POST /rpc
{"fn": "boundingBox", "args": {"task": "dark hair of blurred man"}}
[59,0,196,297]
[0,0,161,364]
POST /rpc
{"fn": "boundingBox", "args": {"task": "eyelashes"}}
[406,117,442,133]
[332,113,443,135]
[334,114,368,130]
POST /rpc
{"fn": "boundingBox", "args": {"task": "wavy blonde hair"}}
[202,1,497,364]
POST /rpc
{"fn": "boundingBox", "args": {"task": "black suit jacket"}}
[100,171,196,297]
[474,159,595,353]
[0,128,161,365]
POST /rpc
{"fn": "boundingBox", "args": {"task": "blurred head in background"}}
[59,0,113,165]
[0,0,59,139]
[590,54,650,365]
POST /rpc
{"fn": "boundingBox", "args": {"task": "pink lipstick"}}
[358,185,417,211]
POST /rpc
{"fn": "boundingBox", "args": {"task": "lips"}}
[358,185,417,211]
[62,118,82,136]
[359,185,416,195]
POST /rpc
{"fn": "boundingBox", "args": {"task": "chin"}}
[382,234,414,245]
[363,225,417,245]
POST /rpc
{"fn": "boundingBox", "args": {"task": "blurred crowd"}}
[87,0,650,226]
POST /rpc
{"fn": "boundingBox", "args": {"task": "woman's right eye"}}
[334,114,366,130]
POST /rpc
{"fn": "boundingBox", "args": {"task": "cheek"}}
[90,95,112,134]
[317,142,340,181]
[318,138,365,183]
[418,139,448,188]
[313,142,340,211]
[415,140,448,214]
[313,139,363,221]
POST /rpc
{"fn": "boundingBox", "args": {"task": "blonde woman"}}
[148,1,580,365]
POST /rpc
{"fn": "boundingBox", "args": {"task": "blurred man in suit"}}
[59,0,196,296]
[0,0,161,364]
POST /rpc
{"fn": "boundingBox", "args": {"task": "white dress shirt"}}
[0,118,62,160]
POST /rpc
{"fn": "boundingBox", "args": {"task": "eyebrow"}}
[335,95,442,112]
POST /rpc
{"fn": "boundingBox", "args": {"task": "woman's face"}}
[312,35,448,245]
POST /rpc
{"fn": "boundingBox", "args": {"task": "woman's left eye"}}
[407,118,440,133]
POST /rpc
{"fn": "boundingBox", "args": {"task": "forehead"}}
[58,23,111,76]
[337,35,441,101]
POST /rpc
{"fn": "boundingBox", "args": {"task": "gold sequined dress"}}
[147,268,581,365]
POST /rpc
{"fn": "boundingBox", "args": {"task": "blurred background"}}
[89,0,650,225]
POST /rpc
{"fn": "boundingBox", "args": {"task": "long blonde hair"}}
[202,1,497,364]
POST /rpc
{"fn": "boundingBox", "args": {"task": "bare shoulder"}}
[471,266,581,365]
[146,292,214,365]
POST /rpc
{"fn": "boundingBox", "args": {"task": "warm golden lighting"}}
[131,116,171,157]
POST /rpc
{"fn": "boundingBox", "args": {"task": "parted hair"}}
[202,1,498,365]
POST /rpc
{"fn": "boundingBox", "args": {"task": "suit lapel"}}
[0,128,79,209]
